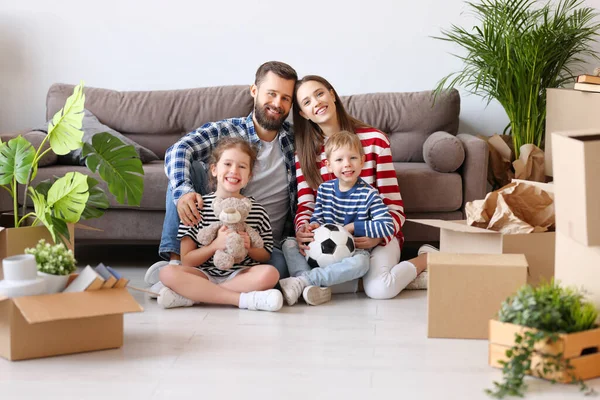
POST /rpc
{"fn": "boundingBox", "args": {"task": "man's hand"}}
[354,236,383,250]
[295,222,320,256]
[177,192,204,226]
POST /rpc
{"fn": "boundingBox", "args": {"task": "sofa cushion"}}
[20,161,168,211]
[395,162,463,213]
[423,131,465,173]
[23,131,58,167]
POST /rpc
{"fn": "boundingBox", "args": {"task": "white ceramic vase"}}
[38,272,69,294]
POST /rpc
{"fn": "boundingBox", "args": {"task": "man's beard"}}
[254,101,288,131]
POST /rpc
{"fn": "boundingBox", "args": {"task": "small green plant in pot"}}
[487,281,599,398]
[0,81,144,245]
[25,239,77,293]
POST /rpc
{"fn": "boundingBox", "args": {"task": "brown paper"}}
[513,144,545,182]
[478,134,515,189]
[465,181,555,234]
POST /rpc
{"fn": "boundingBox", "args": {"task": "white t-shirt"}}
[243,139,289,247]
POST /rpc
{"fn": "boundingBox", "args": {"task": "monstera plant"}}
[0,82,144,244]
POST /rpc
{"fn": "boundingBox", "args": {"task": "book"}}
[62,265,105,292]
[94,263,117,289]
[577,74,600,85]
[574,83,600,93]
[105,266,130,289]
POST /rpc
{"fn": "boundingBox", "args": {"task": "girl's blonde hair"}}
[324,130,365,160]
[208,137,258,189]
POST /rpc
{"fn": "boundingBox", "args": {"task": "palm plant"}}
[0,82,144,244]
[434,0,600,158]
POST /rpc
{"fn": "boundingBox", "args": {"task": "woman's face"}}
[296,81,337,126]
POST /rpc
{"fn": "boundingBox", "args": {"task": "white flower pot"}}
[38,272,70,294]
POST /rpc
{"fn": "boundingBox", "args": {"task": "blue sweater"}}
[310,178,395,238]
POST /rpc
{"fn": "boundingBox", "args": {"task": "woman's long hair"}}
[292,75,370,190]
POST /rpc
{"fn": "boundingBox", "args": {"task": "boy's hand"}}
[295,222,320,256]
[239,231,251,250]
[177,192,204,226]
[343,223,355,234]
[354,236,383,250]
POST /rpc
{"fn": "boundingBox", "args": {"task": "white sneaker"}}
[406,270,428,290]
[244,289,283,312]
[144,260,181,285]
[302,286,332,306]
[157,287,194,309]
[418,244,439,255]
[279,277,307,306]
[148,282,165,299]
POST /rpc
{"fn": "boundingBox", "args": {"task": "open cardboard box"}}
[427,253,528,339]
[489,319,600,382]
[0,288,143,361]
[408,219,554,287]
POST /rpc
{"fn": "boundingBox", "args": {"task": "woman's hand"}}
[354,236,383,250]
[239,231,251,250]
[295,222,320,256]
[177,192,204,226]
[210,226,230,251]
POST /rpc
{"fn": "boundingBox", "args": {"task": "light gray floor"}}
[0,245,597,400]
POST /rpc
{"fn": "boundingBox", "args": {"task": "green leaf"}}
[0,136,35,185]
[47,172,89,223]
[82,132,144,206]
[81,177,109,220]
[28,188,71,246]
[47,81,85,155]
[34,179,53,198]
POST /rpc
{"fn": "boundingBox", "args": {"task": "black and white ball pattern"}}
[305,224,355,268]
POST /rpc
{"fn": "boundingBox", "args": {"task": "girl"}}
[157,137,283,311]
[283,75,428,300]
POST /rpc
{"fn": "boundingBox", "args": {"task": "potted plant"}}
[487,281,600,398]
[25,239,77,293]
[434,0,600,185]
[0,81,144,247]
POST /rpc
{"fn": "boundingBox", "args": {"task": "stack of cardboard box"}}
[552,130,600,310]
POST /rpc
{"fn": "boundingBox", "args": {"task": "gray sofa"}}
[4,83,488,246]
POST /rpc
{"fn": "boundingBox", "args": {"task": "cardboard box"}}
[555,230,600,310]
[551,131,600,247]
[409,219,555,286]
[427,253,528,339]
[0,288,143,361]
[489,320,600,382]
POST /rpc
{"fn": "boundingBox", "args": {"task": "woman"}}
[282,75,427,300]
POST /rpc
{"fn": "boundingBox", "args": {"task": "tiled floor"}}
[0,245,598,399]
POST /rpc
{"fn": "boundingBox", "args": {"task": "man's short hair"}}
[255,61,298,86]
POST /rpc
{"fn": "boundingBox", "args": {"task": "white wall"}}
[1,0,599,135]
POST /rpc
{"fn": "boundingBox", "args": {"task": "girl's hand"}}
[210,226,230,251]
[239,231,251,250]
[344,223,355,234]
[296,222,319,256]
[354,236,383,250]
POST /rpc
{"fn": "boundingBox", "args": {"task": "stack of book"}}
[574,74,600,93]
[63,263,130,293]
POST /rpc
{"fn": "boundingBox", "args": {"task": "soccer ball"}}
[305,224,355,268]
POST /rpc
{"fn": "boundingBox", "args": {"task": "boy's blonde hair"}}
[324,130,365,160]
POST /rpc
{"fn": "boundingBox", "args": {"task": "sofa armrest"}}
[457,133,489,212]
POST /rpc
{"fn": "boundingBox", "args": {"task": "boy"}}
[279,131,395,306]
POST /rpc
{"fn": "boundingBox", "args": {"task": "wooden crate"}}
[489,320,600,383]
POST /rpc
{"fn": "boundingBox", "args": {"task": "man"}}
[144,61,298,287]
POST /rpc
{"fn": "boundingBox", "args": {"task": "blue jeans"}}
[159,162,289,279]
[281,237,369,287]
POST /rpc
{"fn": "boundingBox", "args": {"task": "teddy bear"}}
[195,196,264,270]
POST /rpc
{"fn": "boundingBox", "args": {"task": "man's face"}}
[251,71,295,131]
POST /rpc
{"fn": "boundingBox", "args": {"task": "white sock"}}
[169,260,182,265]
[238,292,249,309]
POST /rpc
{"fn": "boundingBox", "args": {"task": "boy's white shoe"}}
[148,282,165,299]
[243,289,283,312]
[144,260,181,285]
[417,244,439,255]
[157,287,194,309]
[406,271,428,290]
[302,286,332,306]
[279,276,308,306]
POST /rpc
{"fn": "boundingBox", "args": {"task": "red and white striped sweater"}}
[294,127,406,247]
